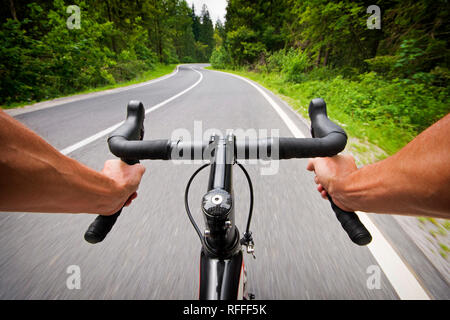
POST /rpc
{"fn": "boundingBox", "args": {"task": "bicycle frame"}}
[198,134,248,300]
[84,99,372,300]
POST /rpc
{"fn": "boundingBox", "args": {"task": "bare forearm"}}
[333,158,446,217]
[332,114,450,218]
[0,110,123,214]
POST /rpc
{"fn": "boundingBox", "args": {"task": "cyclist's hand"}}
[306,155,356,211]
[100,159,146,215]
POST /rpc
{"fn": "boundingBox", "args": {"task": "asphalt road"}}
[1,64,448,299]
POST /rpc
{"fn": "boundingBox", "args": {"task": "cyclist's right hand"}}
[100,159,146,215]
[306,154,357,212]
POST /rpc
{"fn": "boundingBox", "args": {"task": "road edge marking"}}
[208,70,305,139]
[358,213,431,299]
[209,68,431,300]
[60,67,203,155]
[5,65,182,117]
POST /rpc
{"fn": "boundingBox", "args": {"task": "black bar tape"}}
[329,198,372,246]
[84,209,122,244]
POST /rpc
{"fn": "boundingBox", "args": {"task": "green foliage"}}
[223,68,449,155]
[266,50,288,73]
[394,39,426,77]
[365,55,399,77]
[134,41,158,68]
[298,72,449,138]
[0,19,38,102]
[224,0,286,51]
[197,4,215,58]
[210,46,232,69]
[0,0,216,106]
[227,26,265,65]
[218,0,448,76]
[211,0,449,154]
[280,49,312,82]
[194,41,210,63]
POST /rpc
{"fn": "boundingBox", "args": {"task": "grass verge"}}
[1,64,177,110]
[206,66,390,164]
[207,66,450,264]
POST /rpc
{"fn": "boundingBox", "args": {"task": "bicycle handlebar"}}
[84,99,372,246]
[84,101,144,244]
[307,98,371,246]
[106,98,348,161]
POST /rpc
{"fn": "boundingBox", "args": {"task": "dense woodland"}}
[0,0,215,105]
[212,0,449,153]
[1,0,449,153]
[217,0,449,73]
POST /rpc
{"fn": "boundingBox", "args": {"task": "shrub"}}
[281,49,312,82]
[296,71,449,138]
[365,55,398,77]
[109,60,149,82]
[210,46,232,69]
[266,49,287,73]
[181,56,195,63]
[134,42,157,68]
[265,48,312,82]
[227,26,265,65]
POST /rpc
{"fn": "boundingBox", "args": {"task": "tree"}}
[0,0,214,104]
[190,3,201,41]
[198,4,214,60]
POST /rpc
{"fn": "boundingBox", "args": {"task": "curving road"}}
[1,64,448,299]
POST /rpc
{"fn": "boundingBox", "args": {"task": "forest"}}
[1,1,449,154]
[0,0,216,105]
[211,0,449,154]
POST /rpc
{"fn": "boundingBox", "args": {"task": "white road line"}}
[210,69,431,300]
[143,67,203,116]
[210,70,306,138]
[358,214,431,300]
[60,122,123,155]
[6,65,182,117]
[60,67,203,155]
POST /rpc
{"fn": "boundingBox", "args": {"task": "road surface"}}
[1,64,448,299]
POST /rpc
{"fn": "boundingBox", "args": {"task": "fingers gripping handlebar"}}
[84,101,144,244]
[308,99,372,246]
[83,98,372,246]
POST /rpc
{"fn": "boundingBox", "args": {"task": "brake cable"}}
[236,162,255,255]
[184,162,255,251]
[184,163,210,244]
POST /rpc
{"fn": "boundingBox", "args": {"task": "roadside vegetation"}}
[1,1,449,262]
[2,63,177,109]
[1,0,216,108]
[208,0,450,262]
[210,0,449,156]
